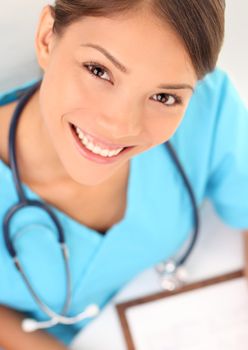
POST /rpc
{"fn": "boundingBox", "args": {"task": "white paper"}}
[126,277,248,350]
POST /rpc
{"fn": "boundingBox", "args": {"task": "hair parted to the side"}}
[50,0,225,80]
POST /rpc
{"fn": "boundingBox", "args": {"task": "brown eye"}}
[83,63,111,82]
[152,93,182,107]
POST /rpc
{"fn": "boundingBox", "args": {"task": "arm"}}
[0,305,68,350]
[243,230,248,281]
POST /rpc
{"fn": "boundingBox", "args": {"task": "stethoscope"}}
[2,80,199,332]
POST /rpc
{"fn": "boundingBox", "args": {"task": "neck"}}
[15,88,70,188]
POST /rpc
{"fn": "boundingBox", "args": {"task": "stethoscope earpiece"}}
[22,304,100,332]
[22,318,43,332]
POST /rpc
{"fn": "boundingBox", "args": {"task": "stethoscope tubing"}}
[8,81,42,203]
[2,81,199,330]
[165,142,199,265]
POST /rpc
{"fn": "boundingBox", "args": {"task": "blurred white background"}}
[0,0,247,105]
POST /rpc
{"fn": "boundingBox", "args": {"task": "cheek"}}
[38,70,87,132]
[147,112,185,145]
[40,63,103,125]
[39,74,110,146]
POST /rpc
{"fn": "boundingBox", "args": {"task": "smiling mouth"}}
[69,122,134,164]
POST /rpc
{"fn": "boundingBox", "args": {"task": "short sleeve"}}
[205,72,248,229]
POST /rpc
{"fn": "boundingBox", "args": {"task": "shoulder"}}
[189,67,247,118]
[169,68,248,198]
[188,68,234,113]
[0,79,40,106]
[177,68,247,135]
[194,67,233,97]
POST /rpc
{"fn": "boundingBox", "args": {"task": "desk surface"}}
[70,201,244,350]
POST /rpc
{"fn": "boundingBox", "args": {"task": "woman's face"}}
[36,5,197,186]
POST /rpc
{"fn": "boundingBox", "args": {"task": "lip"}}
[70,123,132,150]
[69,123,134,164]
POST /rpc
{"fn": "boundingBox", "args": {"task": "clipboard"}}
[116,269,246,350]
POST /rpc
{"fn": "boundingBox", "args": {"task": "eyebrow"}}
[81,42,195,92]
[81,43,129,74]
[158,84,195,92]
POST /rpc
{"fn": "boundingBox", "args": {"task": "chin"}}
[61,160,119,187]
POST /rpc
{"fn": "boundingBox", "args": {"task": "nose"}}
[95,96,143,140]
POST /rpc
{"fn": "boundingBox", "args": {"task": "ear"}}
[35,5,57,71]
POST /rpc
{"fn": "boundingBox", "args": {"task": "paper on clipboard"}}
[116,270,248,350]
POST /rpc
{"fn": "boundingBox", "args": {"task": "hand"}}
[0,305,68,350]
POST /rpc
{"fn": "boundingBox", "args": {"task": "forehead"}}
[60,10,196,84]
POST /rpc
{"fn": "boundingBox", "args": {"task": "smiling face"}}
[35,5,197,186]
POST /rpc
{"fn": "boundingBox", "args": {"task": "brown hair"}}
[50,0,225,80]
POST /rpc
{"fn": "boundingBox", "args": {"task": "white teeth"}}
[93,145,102,154]
[86,142,94,151]
[76,127,84,139]
[74,125,124,157]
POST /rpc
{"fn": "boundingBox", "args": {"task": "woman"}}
[0,0,247,348]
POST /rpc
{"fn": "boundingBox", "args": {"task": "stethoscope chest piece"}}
[155,259,188,291]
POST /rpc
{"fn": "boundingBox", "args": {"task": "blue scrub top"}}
[1,68,248,345]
